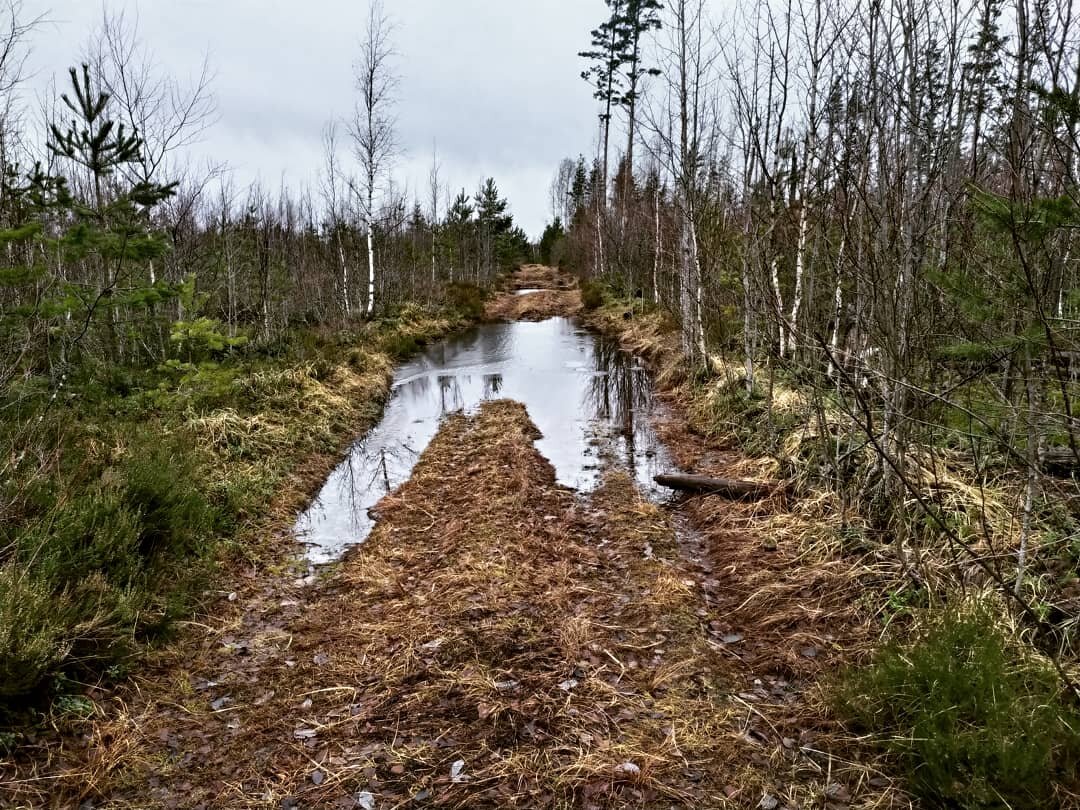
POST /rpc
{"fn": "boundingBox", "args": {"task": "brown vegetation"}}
[583,291,903,808]
[2,402,737,808]
[2,267,907,809]
[485,264,582,321]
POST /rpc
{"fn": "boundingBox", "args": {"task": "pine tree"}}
[965,0,1008,179]
[579,0,627,201]
[569,156,589,225]
[21,63,178,369]
[445,189,473,282]
[615,0,662,178]
[476,178,512,278]
[539,217,565,266]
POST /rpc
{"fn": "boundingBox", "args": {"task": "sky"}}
[18,1,608,238]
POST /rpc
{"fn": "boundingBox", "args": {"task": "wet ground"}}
[1,267,885,810]
[297,318,675,563]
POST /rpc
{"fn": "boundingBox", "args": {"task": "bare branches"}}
[348,0,399,316]
[83,6,218,187]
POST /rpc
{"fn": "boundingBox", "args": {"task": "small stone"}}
[450,759,467,783]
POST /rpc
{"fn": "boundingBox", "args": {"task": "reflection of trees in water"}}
[333,434,422,533]
[484,373,503,398]
[396,374,432,401]
[586,339,656,469]
[438,374,464,413]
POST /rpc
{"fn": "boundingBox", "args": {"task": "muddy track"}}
[484,264,582,322]
[2,268,898,809]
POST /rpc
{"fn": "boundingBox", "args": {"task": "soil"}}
[0,268,902,809]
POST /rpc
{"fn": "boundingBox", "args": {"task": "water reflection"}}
[295,317,674,563]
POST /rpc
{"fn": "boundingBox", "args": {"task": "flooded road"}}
[295,317,674,563]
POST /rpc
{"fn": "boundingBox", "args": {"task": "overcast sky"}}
[19,1,609,237]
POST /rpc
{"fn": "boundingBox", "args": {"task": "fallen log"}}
[654,473,777,500]
[1043,447,1080,477]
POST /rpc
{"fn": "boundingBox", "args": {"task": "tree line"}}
[0,1,530,391]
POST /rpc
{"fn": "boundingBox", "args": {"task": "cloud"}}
[21,0,607,237]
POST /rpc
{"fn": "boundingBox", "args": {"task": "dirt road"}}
[3,268,890,809]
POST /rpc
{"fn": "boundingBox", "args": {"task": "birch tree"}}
[350,0,398,317]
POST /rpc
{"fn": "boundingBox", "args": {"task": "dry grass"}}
[0,315,464,809]
[510,264,575,291]
[2,268,922,808]
[582,294,916,809]
[9,402,742,808]
[486,265,582,321]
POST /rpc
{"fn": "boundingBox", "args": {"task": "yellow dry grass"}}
[3,268,928,809]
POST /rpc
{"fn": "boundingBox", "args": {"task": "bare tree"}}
[550,157,576,225]
[0,2,40,174]
[428,141,440,286]
[321,121,353,316]
[84,7,217,189]
[350,0,398,317]
[643,0,716,360]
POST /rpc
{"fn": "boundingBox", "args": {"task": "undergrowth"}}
[836,599,1080,809]
[0,436,217,702]
[580,279,604,311]
[585,286,1080,807]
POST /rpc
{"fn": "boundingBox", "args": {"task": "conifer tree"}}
[21,63,177,369]
[615,0,662,178]
[579,0,626,200]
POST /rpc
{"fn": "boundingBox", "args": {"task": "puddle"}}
[295,317,675,563]
[514,288,547,295]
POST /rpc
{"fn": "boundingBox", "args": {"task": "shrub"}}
[378,330,422,359]
[0,436,218,703]
[0,566,70,700]
[580,279,604,311]
[444,282,487,320]
[119,441,217,559]
[836,600,1080,808]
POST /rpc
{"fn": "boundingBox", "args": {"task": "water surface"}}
[296,318,673,563]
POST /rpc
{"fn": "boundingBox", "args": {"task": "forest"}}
[549,0,1080,805]
[2,0,1080,807]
